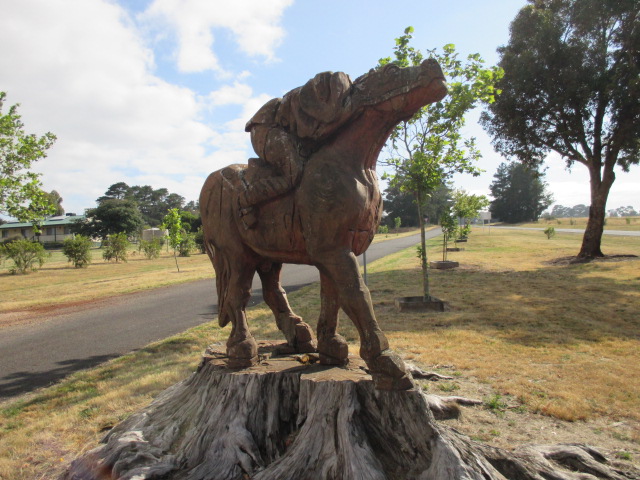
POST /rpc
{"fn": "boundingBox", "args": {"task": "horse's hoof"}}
[368,350,415,391]
[227,356,258,369]
[295,340,317,354]
[294,321,315,344]
[318,334,349,365]
[367,350,408,378]
[227,337,258,369]
[371,373,415,391]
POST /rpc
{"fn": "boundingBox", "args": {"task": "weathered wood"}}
[62,344,640,480]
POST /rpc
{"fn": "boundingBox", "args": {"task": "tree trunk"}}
[578,166,614,259]
[174,250,180,273]
[62,344,639,480]
[416,191,430,302]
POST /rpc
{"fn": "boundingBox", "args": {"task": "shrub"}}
[102,233,129,263]
[140,238,162,259]
[378,225,389,234]
[178,232,196,257]
[194,227,206,254]
[543,226,556,239]
[62,235,93,268]
[0,239,49,274]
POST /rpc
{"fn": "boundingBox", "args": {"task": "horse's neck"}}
[323,109,394,170]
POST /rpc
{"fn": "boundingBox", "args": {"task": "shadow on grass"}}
[360,259,640,346]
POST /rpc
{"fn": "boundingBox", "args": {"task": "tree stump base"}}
[395,296,450,312]
[62,342,640,480]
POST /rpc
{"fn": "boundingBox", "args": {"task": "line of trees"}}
[71,182,200,240]
[544,204,638,218]
[381,184,452,229]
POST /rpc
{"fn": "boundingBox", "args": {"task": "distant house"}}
[0,214,85,243]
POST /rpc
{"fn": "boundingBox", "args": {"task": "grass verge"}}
[512,215,640,231]
[0,228,638,478]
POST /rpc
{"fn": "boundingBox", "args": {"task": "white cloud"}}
[208,82,254,107]
[0,0,276,214]
[142,0,293,73]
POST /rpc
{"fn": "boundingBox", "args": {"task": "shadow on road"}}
[0,354,120,400]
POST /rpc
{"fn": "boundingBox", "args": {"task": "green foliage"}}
[451,189,489,239]
[194,227,206,254]
[73,199,143,239]
[162,209,183,250]
[162,208,183,272]
[484,394,508,416]
[178,232,196,257]
[102,233,129,263]
[543,226,556,240]
[62,235,93,268]
[490,162,553,223]
[439,209,459,261]
[481,0,639,257]
[379,27,502,298]
[0,238,49,274]
[98,182,186,227]
[382,183,453,229]
[140,238,162,260]
[437,382,460,393]
[44,190,64,216]
[179,210,201,233]
[393,216,402,232]
[0,92,57,224]
[615,452,632,461]
[378,225,389,234]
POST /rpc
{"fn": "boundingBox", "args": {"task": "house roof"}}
[0,214,85,229]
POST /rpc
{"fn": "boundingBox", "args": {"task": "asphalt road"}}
[0,231,438,401]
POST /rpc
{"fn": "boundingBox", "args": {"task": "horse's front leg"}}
[257,262,316,353]
[317,272,348,365]
[223,260,259,368]
[316,250,413,390]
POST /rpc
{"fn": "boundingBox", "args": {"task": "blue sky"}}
[1,0,637,216]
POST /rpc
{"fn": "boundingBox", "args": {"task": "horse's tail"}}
[200,169,237,328]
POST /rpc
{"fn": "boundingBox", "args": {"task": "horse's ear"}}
[299,71,352,124]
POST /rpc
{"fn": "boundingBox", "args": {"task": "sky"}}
[1,0,638,216]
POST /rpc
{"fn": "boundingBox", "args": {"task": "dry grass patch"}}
[0,247,213,313]
[367,230,639,423]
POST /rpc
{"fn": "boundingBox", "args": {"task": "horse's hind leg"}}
[258,262,316,353]
[224,257,259,368]
[317,272,348,365]
[316,251,413,390]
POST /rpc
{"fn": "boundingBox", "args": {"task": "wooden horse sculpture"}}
[200,60,447,390]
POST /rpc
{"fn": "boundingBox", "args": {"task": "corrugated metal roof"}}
[0,215,85,229]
